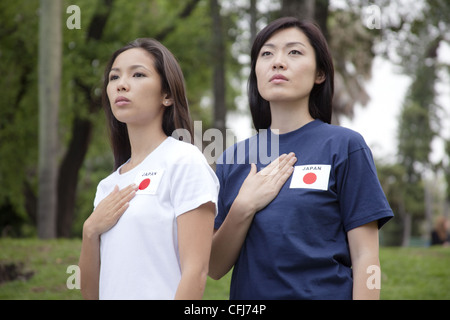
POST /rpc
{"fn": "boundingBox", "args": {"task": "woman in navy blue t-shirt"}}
[209,17,393,300]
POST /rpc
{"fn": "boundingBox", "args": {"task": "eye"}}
[109,74,119,81]
[261,51,272,57]
[289,50,303,55]
[133,72,146,78]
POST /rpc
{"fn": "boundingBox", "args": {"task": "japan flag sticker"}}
[134,169,164,195]
[290,164,331,191]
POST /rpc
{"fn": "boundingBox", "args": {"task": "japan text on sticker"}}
[289,165,331,191]
[134,169,165,195]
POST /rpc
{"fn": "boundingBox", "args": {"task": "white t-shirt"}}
[93,137,219,299]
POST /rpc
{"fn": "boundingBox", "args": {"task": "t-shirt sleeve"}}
[169,147,219,218]
[336,146,393,232]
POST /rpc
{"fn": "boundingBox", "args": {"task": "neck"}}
[269,99,314,134]
[125,123,167,171]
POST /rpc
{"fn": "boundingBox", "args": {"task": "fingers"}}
[98,183,137,217]
[247,163,257,178]
[87,183,138,236]
[110,184,138,214]
[273,156,296,188]
[259,154,285,176]
[260,152,296,176]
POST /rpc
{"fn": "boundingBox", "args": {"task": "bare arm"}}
[348,220,380,300]
[78,184,137,300]
[209,153,296,280]
[175,202,216,300]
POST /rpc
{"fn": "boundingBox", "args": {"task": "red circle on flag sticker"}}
[303,173,317,184]
[139,178,151,190]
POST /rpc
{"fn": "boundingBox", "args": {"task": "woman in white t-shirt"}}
[78,38,219,300]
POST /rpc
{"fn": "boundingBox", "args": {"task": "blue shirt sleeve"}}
[336,146,393,232]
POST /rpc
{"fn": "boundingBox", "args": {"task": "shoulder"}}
[320,121,365,141]
[164,137,209,165]
[316,122,369,153]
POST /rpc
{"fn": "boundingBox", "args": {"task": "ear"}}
[315,70,326,84]
[162,94,174,107]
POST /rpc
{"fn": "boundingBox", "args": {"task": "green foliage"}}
[398,101,434,170]
[0,0,40,234]
[378,0,450,242]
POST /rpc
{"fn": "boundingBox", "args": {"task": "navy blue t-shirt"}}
[214,120,393,300]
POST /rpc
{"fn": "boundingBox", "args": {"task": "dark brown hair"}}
[248,17,334,130]
[102,38,193,170]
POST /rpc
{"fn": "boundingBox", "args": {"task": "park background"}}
[0,0,449,299]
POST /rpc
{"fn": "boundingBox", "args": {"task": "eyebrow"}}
[262,41,307,48]
[110,64,150,73]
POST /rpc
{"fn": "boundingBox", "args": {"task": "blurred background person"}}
[430,216,450,246]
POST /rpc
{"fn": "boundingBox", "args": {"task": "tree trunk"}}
[249,0,257,44]
[37,0,62,239]
[57,117,92,237]
[210,0,227,150]
[281,0,315,20]
[424,181,433,242]
[401,212,412,247]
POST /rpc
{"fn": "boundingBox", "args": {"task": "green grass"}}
[0,238,83,300]
[1,238,449,300]
[380,246,450,300]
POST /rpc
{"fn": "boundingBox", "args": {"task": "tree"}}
[376,162,408,246]
[56,0,114,238]
[210,0,227,142]
[396,40,440,245]
[0,1,40,237]
[378,0,450,244]
[37,0,62,239]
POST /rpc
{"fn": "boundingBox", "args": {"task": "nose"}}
[117,77,129,92]
[272,54,287,70]
[272,61,286,70]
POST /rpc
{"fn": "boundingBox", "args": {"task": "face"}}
[255,27,325,105]
[107,48,171,126]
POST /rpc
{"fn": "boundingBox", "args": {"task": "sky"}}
[339,56,411,163]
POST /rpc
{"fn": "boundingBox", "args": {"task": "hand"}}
[84,184,138,237]
[234,153,297,215]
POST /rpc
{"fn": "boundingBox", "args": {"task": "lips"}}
[115,96,130,106]
[269,74,288,83]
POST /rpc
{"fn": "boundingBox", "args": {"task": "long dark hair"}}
[102,38,193,170]
[248,17,334,130]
